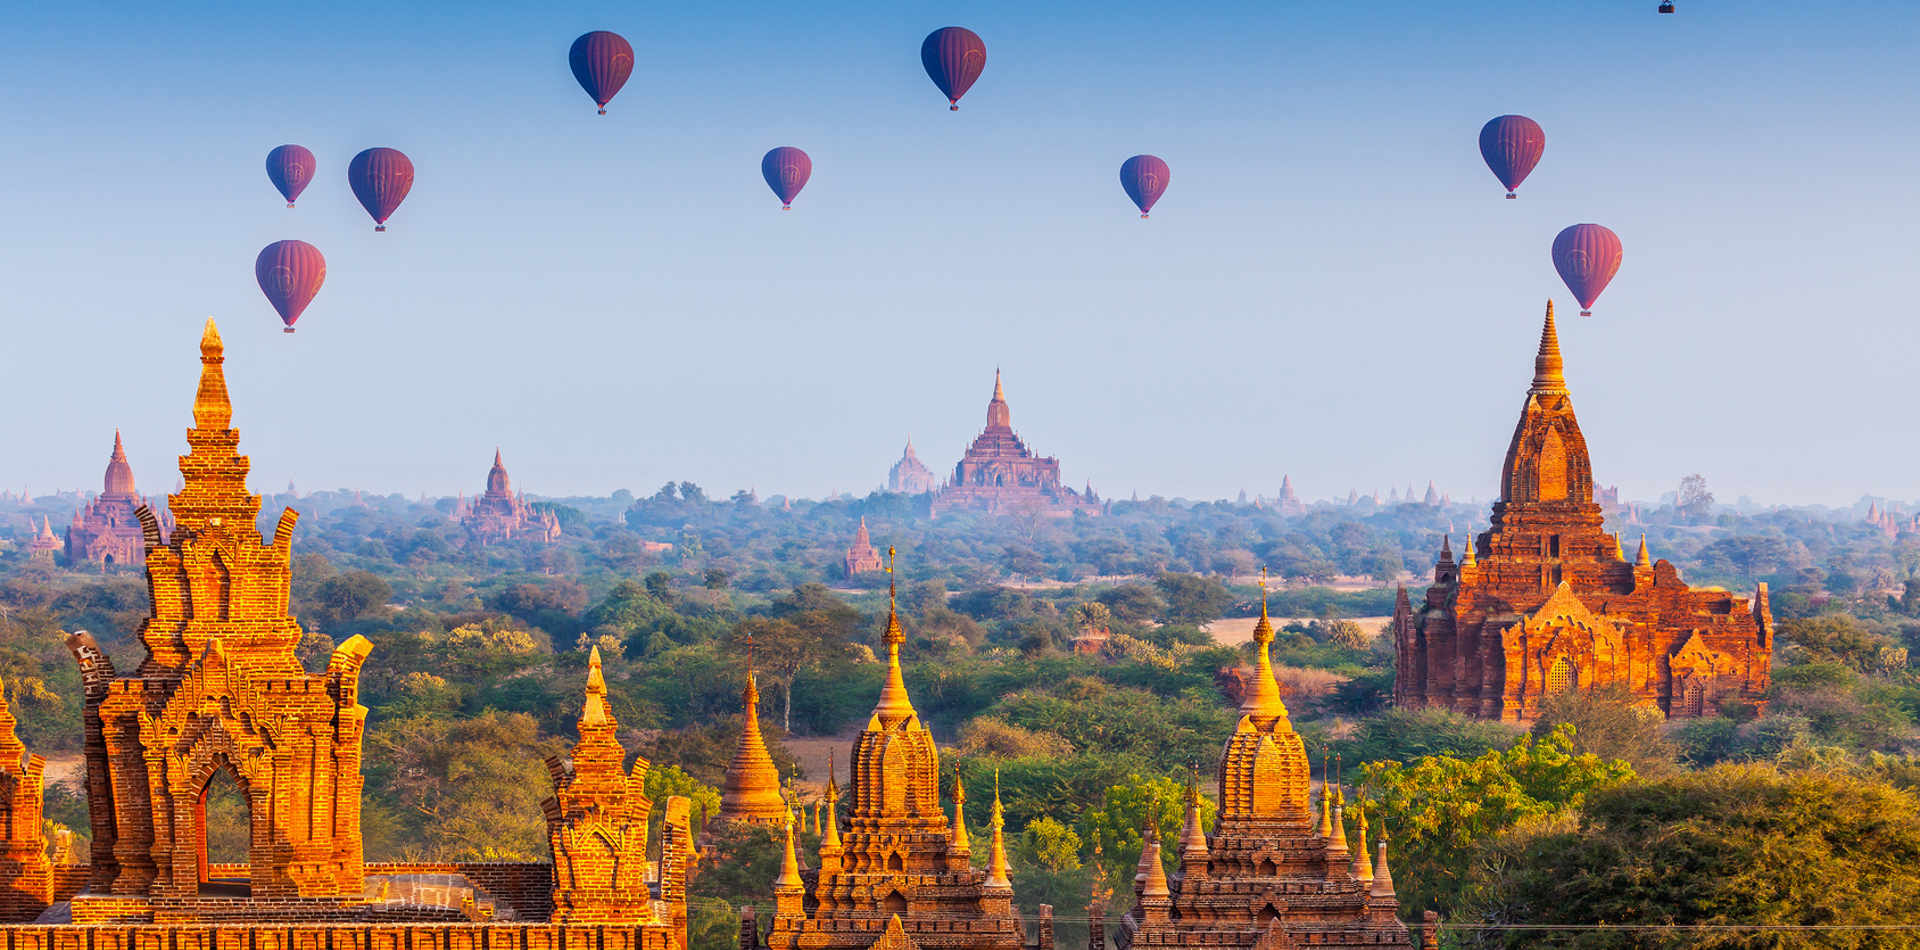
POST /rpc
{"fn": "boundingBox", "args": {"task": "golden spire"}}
[1179,766,1208,860]
[195,318,233,430]
[1612,533,1626,561]
[581,645,612,726]
[1329,757,1349,853]
[775,811,803,889]
[1350,802,1374,885]
[1138,829,1168,898]
[872,546,917,725]
[1240,568,1290,724]
[992,367,1005,402]
[985,769,1012,888]
[1637,534,1652,568]
[720,632,786,823]
[1531,300,1567,395]
[950,772,971,852]
[821,752,842,850]
[1372,830,1396,898]
[1460,535,1476,569]
[1317,747,1334,840]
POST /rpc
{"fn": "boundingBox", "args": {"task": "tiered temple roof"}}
[888,440,939,495]
[930,371,1100,519]
[66,431,167,567]
[844,517,884,575]
[1391,303,1773,721]
[460,450,561,545]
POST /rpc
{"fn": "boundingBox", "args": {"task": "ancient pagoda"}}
[1391,303,1773,721]
[1117,575,1412,950]
[460,449,561,545]
[754,550,1043,950]
[719,640,789,827]
[844,517,883,576]
[930,371,1099,519]
[66,431,168,568]
[887,441,938,495]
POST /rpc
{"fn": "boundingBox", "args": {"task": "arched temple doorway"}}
[196,765,252,896]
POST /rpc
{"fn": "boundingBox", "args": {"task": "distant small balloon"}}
[569,31,635,115]
[265,145,316,208]
[921,27,986,110]
[761,147,812,210]
[1551,224,1623,316]
[347,147,414,232]
[1118,155,1170,218]
[1478,115,1545,198]
[255,240,327,334]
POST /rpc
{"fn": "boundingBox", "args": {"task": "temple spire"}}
[1531,300,1567,395]
[1350,803,1374,885]
[775,812,803,889]
[984,769,1012,888]
[872,547,917,725]
[950,773,971,852]
[1138,828,1168,897]
[195,318,232,430]
[1240,568,1290,724]
[1637,534,1652,568]
[986,369,1011,429]
[719,632,787,824]
[820,752,841,850]
[1372,830,1396,898]
[581,645,611,726]
[1178,767,1209,860]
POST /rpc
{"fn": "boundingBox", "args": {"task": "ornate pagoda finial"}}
[1531,300,1567,395]
[1350,801,1374,884]
[1240,567,1289,724]
[581,645,612,726]
[950,771,971,852]
[820,751,842,850]
[775,811,803,889]
[1318,745,1334,840]
[985,768,1012,888]
[1460,534,1476,569]
[194,318,232,430]
[1637,534,1652,568]
[872,546,916,724]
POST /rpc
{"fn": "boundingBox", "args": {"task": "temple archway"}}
[1545,655,1576,695]
[196,764,252,896]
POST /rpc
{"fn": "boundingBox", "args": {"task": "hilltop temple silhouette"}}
[460,450,561,545]
[64,432,171,568]
[1391,304,1774,721]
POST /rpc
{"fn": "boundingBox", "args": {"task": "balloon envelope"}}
[921,27,986,109]
[255,240,327,332]
[348,147,414,231]
[265,145,316,207]
[1119,155,1171,217]
[761,147,812,208]
[569,31,634,114]
[1479,115,1545,197]
[1551,224,1623,315]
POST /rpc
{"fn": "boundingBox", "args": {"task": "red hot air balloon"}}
[1479,115,1545,199]
[255,240,327,333]
[761,147,812,210]
[348,148,414,231]
[570,31,634,115]
[1119,155,1171,218]
[266,145,316,208]
[921,27,986,110]
[1551,224,1624,316]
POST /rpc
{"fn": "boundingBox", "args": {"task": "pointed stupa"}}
[1240,569,1291,727]
[1178,771,1209,861]
[1637,534,1652,568]
[1612,534,1626,560]
[103,430,136,497]
[581,645,612,726]
[950,773,971,853]
[1138,829,1169,898]
[1371,831,1396,898]
[986,368,1012,429]
[871,547,917,726]
[819,753,842,850]
[719,637,788,826]
[1350,804,1374,885]
[1531,300,1567,395]
[775,812,803,889]
[984,770,1012,888]
[1329,782,1349,854]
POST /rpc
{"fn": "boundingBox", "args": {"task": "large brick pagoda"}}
[1390,303,1774,721]
[1115,587,1412,950]
[460,450,561,545]
[843,518,883,576]
[65,432,169,568]
[886,442,938,495]
[752,552,1046,950]
[930,372,1099,519]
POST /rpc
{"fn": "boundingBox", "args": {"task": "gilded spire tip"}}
[1531,300,1567,394]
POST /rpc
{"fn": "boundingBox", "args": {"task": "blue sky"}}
[3,1,1915,505]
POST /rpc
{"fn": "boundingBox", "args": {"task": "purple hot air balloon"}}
[348,147,414,232]
[570,31,634,115]
[761,147,812,210]
[255,240,327,334]
[266,145,316,208]
[921,27,986,110]
[1479,115,1545,199]
[1551,224,1624,317]
[1119,155,1171,218]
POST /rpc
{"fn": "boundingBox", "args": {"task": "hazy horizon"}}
[4,2,1914,506]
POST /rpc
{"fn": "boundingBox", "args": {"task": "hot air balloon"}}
[761,147,812,210]
[348,148,414,231]
[266,145,316,208]
[1119,155,1170,218]
[921,27,986,110]
[1478,115,1545,199]
[1551,224,1623,317]
[569,31,634,115]
[255,240,327,334]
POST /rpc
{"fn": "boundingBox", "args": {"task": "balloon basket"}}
[287,202,296,208]
[1505,193,1517,199]
[598,108,607,115]
[283,327,296,334]
[374,225,387,232]
[782,204,791,211]
[1140,213,1149,219]
[949,103,959,111]
[1580,310,1593,317]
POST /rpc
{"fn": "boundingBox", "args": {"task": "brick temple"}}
[460,451,561,545]
[747,552,1047,950]
[1391,304,1774,721]
[717,659,788,828]
[886,442,938,495]
[843,518,883,576]
[1114,584,1412,950]
[929,372,1100,519]
[0,321,694,950]
[65,432,169,568]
